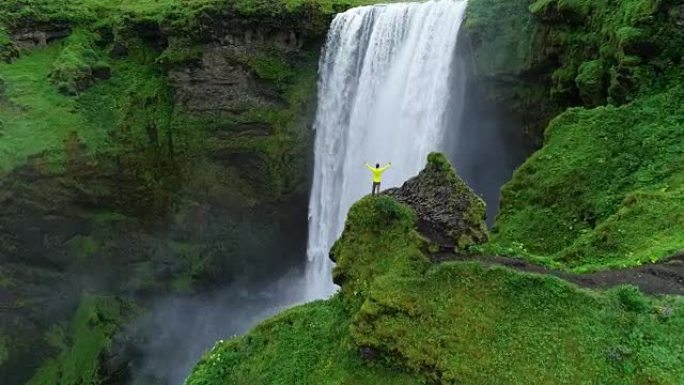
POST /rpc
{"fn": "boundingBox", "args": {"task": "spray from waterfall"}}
[305,0,469,299]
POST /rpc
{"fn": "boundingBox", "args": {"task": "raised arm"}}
[365,162,374,171]
[380,163,392,171]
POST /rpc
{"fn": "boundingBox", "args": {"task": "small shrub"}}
[248,56,295,85]
[654,305,674,320]
[614,286,650,312]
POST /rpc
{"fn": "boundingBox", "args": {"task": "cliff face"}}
[464,0,684,272]
[463,0,684,143]
[0,1,347,384]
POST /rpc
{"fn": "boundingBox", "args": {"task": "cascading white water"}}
[305,0,468,299]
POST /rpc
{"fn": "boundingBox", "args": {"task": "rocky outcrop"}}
[169,44,282,114]
[384,153,488,252]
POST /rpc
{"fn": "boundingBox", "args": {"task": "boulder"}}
[384,153,488,251]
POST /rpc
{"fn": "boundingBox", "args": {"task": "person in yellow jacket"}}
[364,161,392,195]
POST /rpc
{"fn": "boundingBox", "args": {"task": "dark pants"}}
[372,182,381,195]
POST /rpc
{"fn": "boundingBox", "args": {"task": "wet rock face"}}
[384,153,488,251]
[169,43,282,114]
[11,29,70,49]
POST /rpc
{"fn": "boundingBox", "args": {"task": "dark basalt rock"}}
[384,153,488,251]
[358,346,379,361]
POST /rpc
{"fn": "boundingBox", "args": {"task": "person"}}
[364,161,392,195]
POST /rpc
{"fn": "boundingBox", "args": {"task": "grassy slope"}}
[492,83,684,271]
[466,0,684,271]
[187,299,421,385]
[188,195,684,385]
[0,32,161,169]
[0,44,95,172]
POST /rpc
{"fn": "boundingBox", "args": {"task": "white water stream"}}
[305,0,468,299]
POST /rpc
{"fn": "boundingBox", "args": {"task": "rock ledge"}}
[384,153,488,251]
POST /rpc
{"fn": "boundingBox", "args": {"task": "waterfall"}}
[305,0,468,299]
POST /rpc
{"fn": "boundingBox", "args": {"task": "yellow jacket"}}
[365,163,391,183]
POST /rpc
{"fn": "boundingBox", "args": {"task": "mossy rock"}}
[617,26,658,58]
[575,60,607,107]
[331,195,421,298]
[0,27,18,62]
[384,153,488,251]
[48,30,107,94]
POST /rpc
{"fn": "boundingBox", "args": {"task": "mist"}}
[444,45,535,224]
[126,269,308,385]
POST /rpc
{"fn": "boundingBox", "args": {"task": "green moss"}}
[248,56,295,85]
[465,0,684,140]
[489,82,684,271]
[464,0,539,76]
[186,299,422,385]
[189,193,684,384]
[0,44,88,172]
[560,187,684,271]
[156,37,203,68]
[26,295,130,385]
[0,26,17,62]
[551,60,579,101]
[575,59,608,106]
[332,195,424,301]
[0,0,405,38]
[352,261,684,384]
[466,0,684,269]
[49,29,107,95]
[529,0,592,23]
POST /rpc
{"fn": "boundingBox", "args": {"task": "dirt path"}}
[431,252,684,296]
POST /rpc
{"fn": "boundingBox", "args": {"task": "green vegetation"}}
[0,0,405,34]
[466,0,684,271]
[464,0,684,138]
[0,44,90,172]
[0,26,17,61]
[575,59,607,106]
[464,0,539,76]
[2,0,683,383]
[27,295,130,385]
[0,0,358,200]
[189,191,684,385]
[187,299,422,385]
[49,29,109,95]
[0,0,364,382]
[490,83,684,271]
